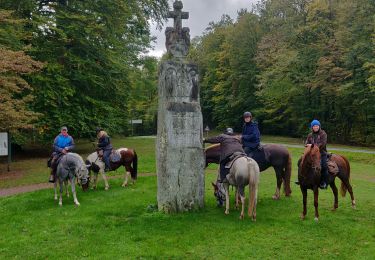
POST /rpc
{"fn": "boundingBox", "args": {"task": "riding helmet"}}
[243,111,252,118]
[224,128,234,135]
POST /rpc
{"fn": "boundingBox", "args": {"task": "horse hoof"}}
[225,210,229,215]
[252,217,256,222]
[331,207,337,212]
[352,204,356,209]
[54,196,58,201]
[300,214,305,220]
[75,202,80,206]
[314,217,319,222]
[272,195,280,200]
[239,215,244,220]
[59,202,62,207]
[105,186,109,191]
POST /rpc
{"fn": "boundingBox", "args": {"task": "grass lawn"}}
[0,136,375,258]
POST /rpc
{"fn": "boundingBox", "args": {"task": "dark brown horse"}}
[205,143,292,199]
[86,148,138,189]
[298,144,355,221]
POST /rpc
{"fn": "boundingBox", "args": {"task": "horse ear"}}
[211,182,217,187]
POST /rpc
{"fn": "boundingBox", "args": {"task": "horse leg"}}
[70,178,80,206]
[339,175,356,209]
[330,180,338,211]
[248,183,257,221]
[224,182,230,215]
[313,187,319,221]
[54,181,58,200]
[234,187,240,209]
[300,187,307,220]
[59,179,63,206]
[122,171,130,187]
[272,168,282,200]
[101,170,109,190]
[64,179,69,198]
[92,172,98,190]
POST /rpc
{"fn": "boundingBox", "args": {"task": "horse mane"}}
[205,143,220,152]
[301,144,320,171]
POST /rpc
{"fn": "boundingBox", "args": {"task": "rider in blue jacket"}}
[241,111,261,157]
[49,126,75,182]
[96,128,113,172]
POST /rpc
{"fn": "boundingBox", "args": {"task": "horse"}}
[55,153,90,206]
[206,143,292,199]
[298,144,355,221]
[212,155,260,220]
[86,148,138,190]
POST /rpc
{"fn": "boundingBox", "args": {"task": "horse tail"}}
[340,155,351,197]
[131,150,138,180]
[248,158,260,218]
[283,152,292,196]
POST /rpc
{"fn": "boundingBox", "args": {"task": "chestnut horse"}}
[298,144,355,221]
[86,148,138,190]
[205,143,292,199]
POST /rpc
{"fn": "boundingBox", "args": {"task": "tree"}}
[0,10,43,142]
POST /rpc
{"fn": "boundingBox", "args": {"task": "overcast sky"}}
[147,0,258,57]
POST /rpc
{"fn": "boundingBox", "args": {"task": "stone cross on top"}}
[168,1,189,37]
[165,1,191,58]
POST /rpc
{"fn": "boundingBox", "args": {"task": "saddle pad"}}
[225,152,247,169]
[328,160,339,175]
[110,151,121,163]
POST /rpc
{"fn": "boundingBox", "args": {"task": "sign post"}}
[0,132,10,172]
[129,119,143,136]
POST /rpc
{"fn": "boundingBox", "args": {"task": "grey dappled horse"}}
[214,156,260,220]
[55,153,90,206]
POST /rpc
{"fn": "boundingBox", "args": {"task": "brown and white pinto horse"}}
[298,144,355,221]
[86,148,138,190]
[206,143,292,199]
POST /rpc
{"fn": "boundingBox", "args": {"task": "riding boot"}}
[320,154,328,189]
[49,169,55,183]
[320,168,328,189]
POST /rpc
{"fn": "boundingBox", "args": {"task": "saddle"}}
[109,150,121,163]
[225,152,248,169]
[327,155,339,176]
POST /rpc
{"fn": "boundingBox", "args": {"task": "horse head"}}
[212,181,226,207]
[302,144,321,174]
[205,144,221,167]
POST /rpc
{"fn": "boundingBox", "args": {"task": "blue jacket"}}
[242,122,260,149]
[53,134,75,153]
[97,135,113,151]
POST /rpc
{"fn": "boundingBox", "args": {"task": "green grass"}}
[1,136,375,258]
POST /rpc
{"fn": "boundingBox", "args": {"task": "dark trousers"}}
[244,146,257,158]
[219,156,231,182]
[321,153,328,184]
[103,149,112,170]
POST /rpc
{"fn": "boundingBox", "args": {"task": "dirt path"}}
[0,173,155,198]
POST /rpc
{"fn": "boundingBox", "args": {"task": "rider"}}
[96,127,113,172]
[49,126,75,183]
[306,119,328,189]
[241,111,261,158]
[203,128,245,183]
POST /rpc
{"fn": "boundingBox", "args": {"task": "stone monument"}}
[156,1,205,213]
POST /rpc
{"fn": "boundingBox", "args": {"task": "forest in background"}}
[0,0,374,146]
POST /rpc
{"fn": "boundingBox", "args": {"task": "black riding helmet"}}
[95,127,103,135]
[243,111,252,118]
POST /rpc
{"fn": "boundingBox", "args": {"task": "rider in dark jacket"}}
[306,119,328,189]
[96,128,113,171]
[241,111,260,157]
[204,128,244,182]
